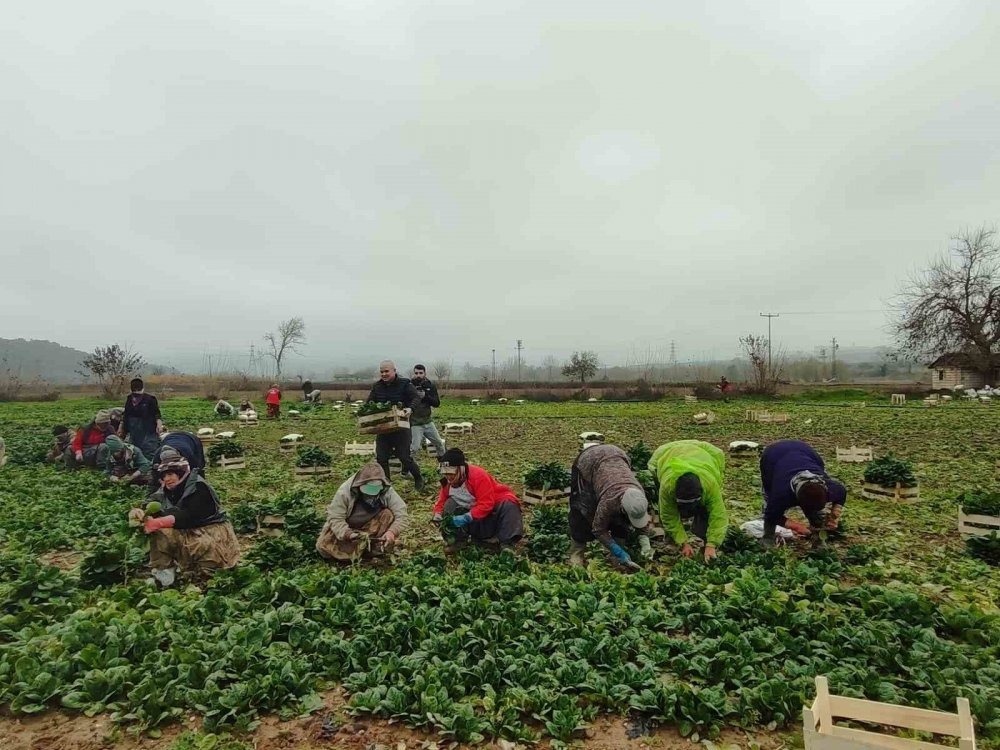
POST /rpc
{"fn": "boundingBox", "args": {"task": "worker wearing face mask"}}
[648,440,729,563]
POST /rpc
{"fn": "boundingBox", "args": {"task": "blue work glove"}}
[609,542,631,563]
[450,513,473,528]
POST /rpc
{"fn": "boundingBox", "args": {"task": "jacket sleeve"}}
[590,496,617,549]
[657,482,688,546]
[425,382,441,408]
[151,396,161,420]
[403,382,419,409]
[385,490,410,536]
[71,428,85,453]
[828,479,847,507]
[704,485,729,547]
[433,485,448,515]
[132,447,152,475]
[467,469,498,520]
[324,483,353,541]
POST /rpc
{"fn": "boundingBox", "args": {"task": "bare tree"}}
[263,317,306,380]
[562,351,600,383]
[893,226,1000,380]
[432,360,452,382]
[77,344,146,398]
[540,355,560,382]
[739,334,784,394]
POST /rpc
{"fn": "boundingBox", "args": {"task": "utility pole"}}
[491,349,496,382]
[831,337,840,380]
[759,313,779,373]
[516,339,523,383]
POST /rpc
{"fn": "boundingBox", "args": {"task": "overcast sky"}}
[2,0,999,375]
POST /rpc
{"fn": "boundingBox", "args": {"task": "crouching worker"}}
[102,435,152,485]
[315,462,409,561]
[47,426,74,463]
[432,448,523,549]
[649,440,729,562]
[214,399,235,416]
[759,439,846,546]
[128,454,240,586]
[568,444,651,571]
[65,410,115,469]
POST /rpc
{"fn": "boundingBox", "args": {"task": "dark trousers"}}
[440,496,524,545]
[375,429,421,481]
[569,507,631,544]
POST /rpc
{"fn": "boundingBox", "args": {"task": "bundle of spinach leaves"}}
[863,455,917,487]
[208,439,244,462]
[523,462,571,490]
[295,446,332,468]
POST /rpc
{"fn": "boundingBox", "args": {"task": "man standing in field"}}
[366,360,424,490]
[567,444,652,571]
[409,364,446,458]
[122,378,163,458]
[648,440,729,562]
[759,439,846,546]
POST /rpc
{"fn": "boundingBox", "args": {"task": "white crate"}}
[344,441,376,456]
[891,393,906,405]
[803,676,975,750]
[958,507,1000,538]
[835,446,874,463]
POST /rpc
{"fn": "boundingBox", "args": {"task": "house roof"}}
[927,352,1000,368]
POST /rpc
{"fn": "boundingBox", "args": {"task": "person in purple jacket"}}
[759,440,846,546]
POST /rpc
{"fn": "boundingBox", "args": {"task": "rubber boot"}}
[568,541,587,567]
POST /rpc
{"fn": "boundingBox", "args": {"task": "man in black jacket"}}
[409,364,446,458]
[366,361,424,490]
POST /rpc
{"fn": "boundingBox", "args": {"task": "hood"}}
[351,461,388,491]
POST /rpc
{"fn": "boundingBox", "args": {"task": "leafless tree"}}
[432,360,453,382]
[893,226,1000,380]
[77,344,146,398]
[739,334,784,394]
[263,317,306,380]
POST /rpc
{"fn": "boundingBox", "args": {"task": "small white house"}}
[927,353,1000,390]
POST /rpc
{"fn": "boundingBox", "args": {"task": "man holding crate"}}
[366,361,425,491]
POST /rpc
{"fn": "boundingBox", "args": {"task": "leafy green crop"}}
[523,462,571,490]
[527,505,570,563]
[626,440,653,469]
[966,533,1000,566]
[863,455,917,487]
[357,401,394,416]
[295,446,332,468]
[208,440,244,462]
[958,490,1000,517]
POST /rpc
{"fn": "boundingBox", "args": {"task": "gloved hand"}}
[784,519,810,536]
[431,512,442,524]
[609,542,640,572]
[450,513,473,528]
[381,530,397,546]
[75,450,83,462]
[680,543,695,558]
[638,535,653,560]
[704,545,717,562]
[143,515,176,534]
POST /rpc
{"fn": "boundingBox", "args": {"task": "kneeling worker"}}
[432,448,523,548]
[128,453,240,586]
[649,440,729,562]
[103,435,152,485]
[568,444,651,571]
[315,462,409,561]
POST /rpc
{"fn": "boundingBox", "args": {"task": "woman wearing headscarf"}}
[649,440,729,562]
[66,410,115,469]
[102,435,152,485]
[128,453,240,586]
[122,378,163,457]
[432,448,523,549]
[315,462,409,561]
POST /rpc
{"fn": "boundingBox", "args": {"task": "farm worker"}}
[214,399,235,416]
[719,376,732,394]
[47,425,75,463]
[238,400,255,414]
[648,440,729,562]
[122,378,163,458]
[568,444,651,571]
[759,439,847,546]
[101,435,152,485]
[366,360,424,490]
[108,407,125,434]
[129,453,240,586]
[409,364,446,458]
[301,381,322,403]
[154,432,206,475]
[432,448,524,548]
[265,384,282,418]
[315,462,410,561]
[65,410,115,469]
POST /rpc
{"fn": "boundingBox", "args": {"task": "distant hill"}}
[0,339,178,384]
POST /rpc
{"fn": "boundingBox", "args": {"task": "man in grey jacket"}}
[315,462,409,561]
[409,364,446,457]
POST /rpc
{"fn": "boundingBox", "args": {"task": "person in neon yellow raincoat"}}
[648,440,729,562]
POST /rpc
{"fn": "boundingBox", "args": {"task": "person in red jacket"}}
[66,410,115,469]
[265,384,281,418]
[432,448,524,548]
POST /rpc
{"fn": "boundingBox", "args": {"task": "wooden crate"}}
[891,393,906,405]
[358,406,410,435]
[514,399,526,404]
[958,507,1000,538]
[215,455,246,471]
[443,422,474,435]
[803,676,975,750]
[579,431,605,442]
[423,439,446,456]
[497,398,508,404]
[523,487,571,505]
[836,446,874,463]
[684,395,698,403]
[470,399,481,405]
[861,482,919,502]
[344,441,376,456]
[289,410,302,419]
[728,441,760,461]
[257,513,285,537]
[237,416,258,428]
[745,410,790,424]
[294,465,333,480]
[693,411,716,425]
